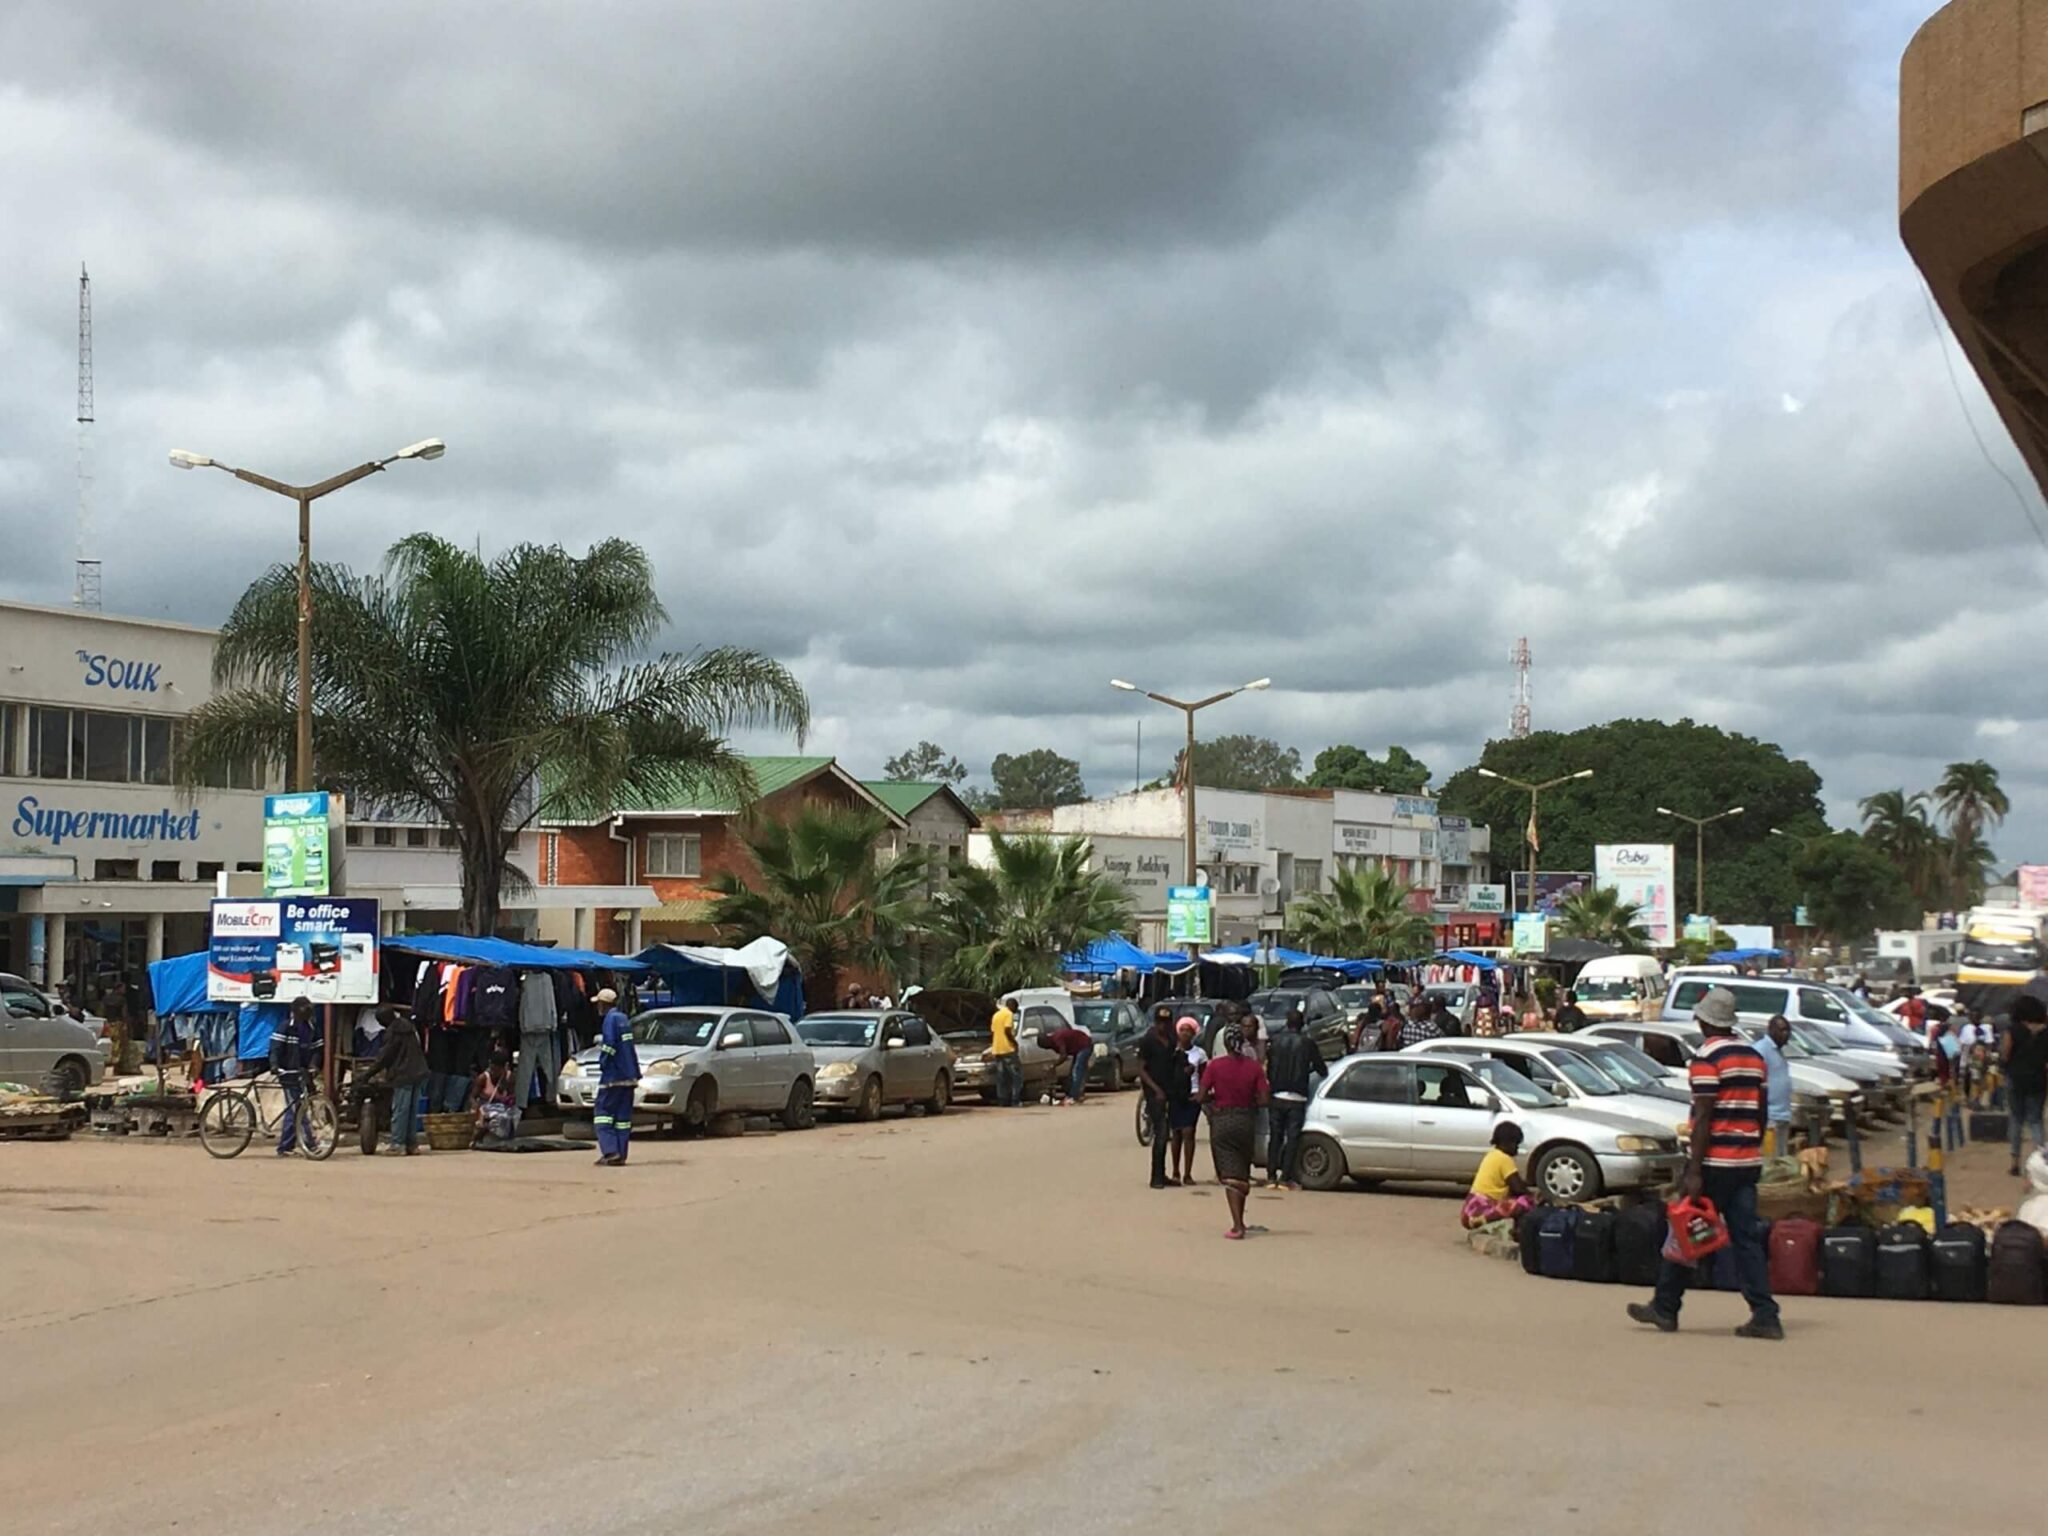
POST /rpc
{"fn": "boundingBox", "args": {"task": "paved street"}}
[1,1104,2035,1536]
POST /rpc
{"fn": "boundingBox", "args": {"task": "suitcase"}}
[1517,1206,1547,1276]
[1614,1202,1665,1287]
[1821,1226,1877,1298]
[1988,1221,2048,1305]
[1537,1207,1581,1279]
[1969,1111,2009,1143]
[1769,1215,1824,1297]
[1875,1223,1931,1301]
[1572,1209,1620,1283]
[1931,1224,1988,1303]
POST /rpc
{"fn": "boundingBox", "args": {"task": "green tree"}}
[1935,760,2008,900]
[1288,864,1434,958]
[883,741,967,785]
[1551,888,1652,951]
[1858,789,1941,907]
[178,535,808,936]
[931,833,1133,992]
[1173,734,1302,791]
[988,749,1086,809]
[705,805,930,1008]
[1791,831,1918,946]
[1305,743,1431,794]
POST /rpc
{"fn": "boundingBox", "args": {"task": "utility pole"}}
[1657,804,1746,919]
[74,264,100,611]
[1478,765,1595,918]
[1509,637,1531,739]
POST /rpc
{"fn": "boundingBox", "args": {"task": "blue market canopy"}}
[1203,944,1381,979]
[1062,935,1162,975]
[385,933,646,972]
[1709,947,1784,963]
[631,939,804,1020]
[148,950,227,1016]
[1436,950,1503,970]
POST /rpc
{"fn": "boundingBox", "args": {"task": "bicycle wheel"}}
[198,1090,258,1159]
[1135,1095,1152,1146]
[297,1092,340,1161]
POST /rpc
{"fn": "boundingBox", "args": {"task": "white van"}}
[1569,955,1667,1025]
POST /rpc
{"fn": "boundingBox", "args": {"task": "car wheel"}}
[1532,1143,1604,1203]
[925,1074,949,1115]
[1107,1057,1125,1093]
[781,1077,815,1130]
[854,1075,883,1122]
[683,1079,716,1132]
[1294,1134,1346,1192]
[46,1056,91,1097]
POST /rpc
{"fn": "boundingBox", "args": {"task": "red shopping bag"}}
[1662,1196,1731,1266]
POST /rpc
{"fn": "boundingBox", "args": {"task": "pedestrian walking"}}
[1044,1018,1094,1104]
[1756,1014,1795,1155]
[1136,1004,1182,1188]
[359,1004,428,1155]
[1552,989,1588,1032]
[1376,1005,1405,1053]
[1170,1017,1207,1185]
[1200,1025,1270,1240]
[1955,1006,1980,1096]
[1628,986,1782,1340]
[1397,997,1441,1049]
[2001,994,2048,1176]
[1264,1004,1327,1187]
[989,995,1023,1107]
[592,987,638,1167]
[270,997,323,1157]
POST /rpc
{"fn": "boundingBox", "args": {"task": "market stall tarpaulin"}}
[208,897,380,1004]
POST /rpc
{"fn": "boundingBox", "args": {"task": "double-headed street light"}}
[1110,676,1270,960]
[1476,766,1595,917]
[170,439,446,792]
[1656,803,1746,919]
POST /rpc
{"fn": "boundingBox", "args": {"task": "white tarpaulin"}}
[646,937,792,999]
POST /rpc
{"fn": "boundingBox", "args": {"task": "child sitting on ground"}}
[1462,1121,1537,1229]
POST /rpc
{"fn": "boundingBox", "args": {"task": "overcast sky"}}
[2,2,2040,857]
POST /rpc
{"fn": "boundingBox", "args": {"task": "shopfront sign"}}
[207,897,380,1004]
[1512,914,1547,955]
[1336,822,1384,856]
[1166,885,1214,945]
[1683,914,1715,943]
[264,792,337,897]
[1392,795,1437,825]
[75,648,164,693]
[1437,815,1472,867]
[1201,815,1262,855]
[11,795,202,847]
[1466,884,1507,914]
[1089,836,1183,909]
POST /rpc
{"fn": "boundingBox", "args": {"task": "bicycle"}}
[198,1071,339,1160]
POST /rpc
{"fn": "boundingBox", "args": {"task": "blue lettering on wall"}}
[75,649,163,693]
[12,795,203,847]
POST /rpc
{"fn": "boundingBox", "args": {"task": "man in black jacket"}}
[360,1005,431,1155]
[1265,1005,1328,1188]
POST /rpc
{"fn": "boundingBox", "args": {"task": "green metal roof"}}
[594,755,837,816]
[861,781,942,817]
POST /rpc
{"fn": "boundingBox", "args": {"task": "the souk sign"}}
[12,795,203,846]
[75,649,165,693]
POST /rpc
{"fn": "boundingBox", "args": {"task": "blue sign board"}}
[208,897,380,1005]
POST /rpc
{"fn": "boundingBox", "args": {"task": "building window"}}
[1,704,16,775]
[29,706,75,778]
[234,861,262,872]
[645,833,701,877]
[437,829,459,849]
[137,718,172,785]
[405,827,429,848]
[372,826,396,847]
[151,859,182,882]
[196,861,224,881]
[94,858,139,880]
[343,826,363,847]
[1294,859,1323,896]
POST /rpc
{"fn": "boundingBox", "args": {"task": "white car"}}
[1293,1052,1684,1202]
[1403,1038,1691,1138]
[1579,1021,1855,1128]
[0,973,108,1094]
[557,1006,817,1130]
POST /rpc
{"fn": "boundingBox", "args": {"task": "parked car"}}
[1291,1052,1684,1202]
[1244,988,1350,1053]
[0,972,108,1094]
[556,1006,816,1130]
[1405,1037,1689,1135]
[1579,1020,1852,1128]
[1071,999,1147,1090]
[907,986,1067,1103]
[793,1009,953,1120]
[1568,954,1668,1024]
[1509,1032,1690,1103]
[1662,975,1912,1060]
[1516,1030,1688,1093]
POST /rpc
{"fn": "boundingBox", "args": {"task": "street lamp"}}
[170,439,446,791]
[1110,676,1270,962]
[1656,804,1745,919]
[1477,766,1594,918]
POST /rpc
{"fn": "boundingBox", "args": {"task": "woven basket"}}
[423,1112,471,1151]
[1757,1181,1827,1224]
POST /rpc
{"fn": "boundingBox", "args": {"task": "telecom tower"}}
[74,263,101,611]
[1509,636,1531,738]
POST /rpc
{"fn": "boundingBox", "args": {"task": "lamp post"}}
[170,440,445,792]
[1656,803,1746,919]
[1109,676,1270,962]
[1476,766,1594,919]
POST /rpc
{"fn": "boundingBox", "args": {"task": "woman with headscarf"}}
[1169,1016,1207,1185]
[1199,1024,1270,1239]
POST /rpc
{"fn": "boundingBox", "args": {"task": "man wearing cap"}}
[591,988,638,1167]
[1628,986,1782,1340]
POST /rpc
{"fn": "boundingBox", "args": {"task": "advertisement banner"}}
[1437,815,1472,867]
[1512,914,1548,955]
[208,897,380,1004]
[1683,914,1715,943]
[2018,865,2048,907]
[264,792,335,897]
[1510,870,1594,918]
[1466,884,1507,914]
[1595,843,1678,949]
[1088,836,1183,911]
[1165,885,1214,945]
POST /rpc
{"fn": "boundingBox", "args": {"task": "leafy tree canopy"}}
[883,741,967,785]
[1174,733,1301,791]
[1306,743,1431,794]
[1289,864,1433,958]
[1791,831,1918,945]
[988,749,1086,810]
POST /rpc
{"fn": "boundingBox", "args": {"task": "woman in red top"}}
[1200,1026,1270,1240]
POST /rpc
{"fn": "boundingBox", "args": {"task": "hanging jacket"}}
[471,967,520,1031]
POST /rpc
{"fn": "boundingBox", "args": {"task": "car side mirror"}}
[720,1031,745,1049]
[884,1037,905,1049]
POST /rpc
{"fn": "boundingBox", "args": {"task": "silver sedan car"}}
[557,1007,817,1130]
[1,973,108,1093]
[794,1010,954,1119]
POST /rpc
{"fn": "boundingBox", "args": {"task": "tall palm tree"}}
[930,833,1133,993]
[178,534,808,935]
[1858,788,1942,906]
[1935,760,2008,894]
[1288,863,1434,958]
[705,805,931,1010]
[1551,888,1652,951]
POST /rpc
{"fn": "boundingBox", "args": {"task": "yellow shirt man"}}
[989,1004,1018,1057]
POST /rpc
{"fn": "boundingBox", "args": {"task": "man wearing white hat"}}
[591,987,638,1166]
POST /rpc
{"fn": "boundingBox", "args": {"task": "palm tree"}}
[178,534,808,935]
[1945,831,1998,908]
[705,805,931,1010]
[1859,788,1942,906]
[1288,863,1434,958]
[930,833,1133,993]
[1551,888,1652,951]
[1935,760,2008,895]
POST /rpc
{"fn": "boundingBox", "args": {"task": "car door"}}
[1409,1061,1499,1179]
[879,1012,919,1100]
[745,1014,796,1109]
[894,1015,943,1099]
[716,1014,767,1109]
[0,979,60,1080]
[1316,1060,1414,1173]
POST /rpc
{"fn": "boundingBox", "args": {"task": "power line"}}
[1920,282,2048,556]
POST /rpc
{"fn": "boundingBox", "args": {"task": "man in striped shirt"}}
[1628,987,1782,1340]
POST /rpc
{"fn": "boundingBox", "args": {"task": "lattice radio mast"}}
[1509,636,1531,739]
[74,263,101,611]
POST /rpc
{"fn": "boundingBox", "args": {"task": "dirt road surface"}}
[1,1101,2036,1535]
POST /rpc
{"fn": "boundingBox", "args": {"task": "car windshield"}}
[1461,1056,1563,1109]
[1830,988,1921,1045]
[1572,978,1640,1002]
[1785,1020,1844,1055]
[1593,1040,1677,1080]
[1334,987,1374,1008]
[794,1015,879,1048]
[630,1012,724,1048]
[1247,993,1304,1020]
[1572,1045,1660,1090]
[1073,1003,1121,1030]
[1542,1050,1623,1095]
